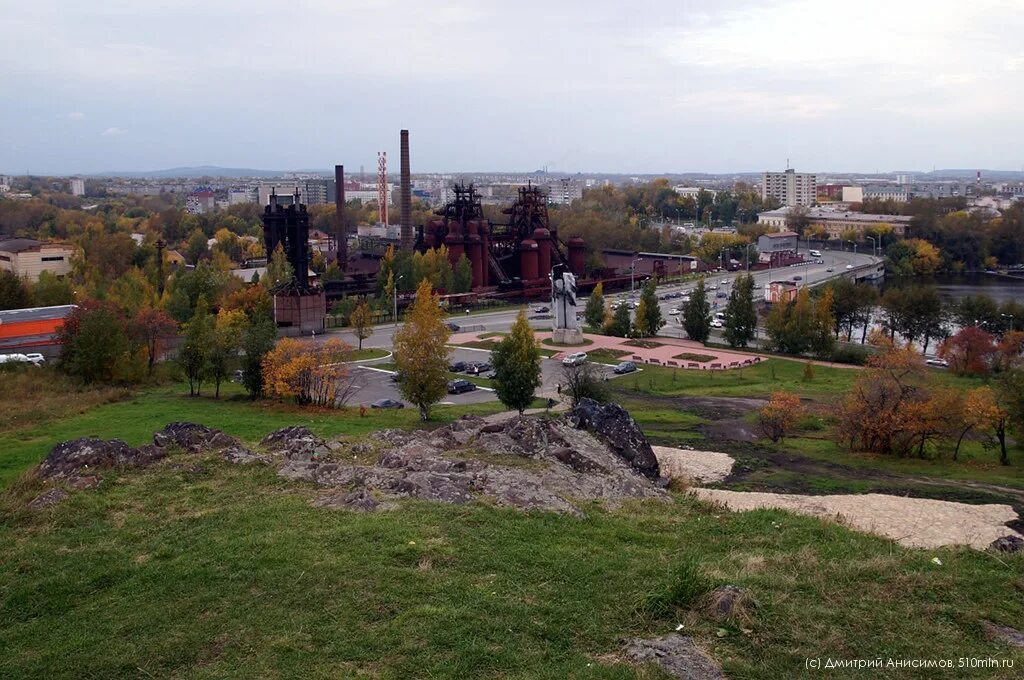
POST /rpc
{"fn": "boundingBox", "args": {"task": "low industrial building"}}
[0,238,75,280]
[0,305,76,357]
[757,208,911,239]
[757,231,799,255]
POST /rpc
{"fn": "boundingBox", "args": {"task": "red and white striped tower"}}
[377,152,389,226]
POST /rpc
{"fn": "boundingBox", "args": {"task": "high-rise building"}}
[69,178,85,196]
[761,169,817,206]
[543,177,582,205]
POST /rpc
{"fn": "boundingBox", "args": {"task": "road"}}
[331,247,880,408]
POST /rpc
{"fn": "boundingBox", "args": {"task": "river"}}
[881,273,1024,304]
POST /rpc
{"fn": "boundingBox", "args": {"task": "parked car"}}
[708,285,719,291]
[467,362,491,375]
[710,319,724,328]
[483,371,497,380]
[825,267,834,272]
[0,353,35,366]
[715,292,727,298]
[669,308,681,315]
[562,352,588,367]
[371,398,404,409]
[846,264,854,269]
[613,361,637,374]
[447,379,477,394]
[389,372,402,382]
[448,361,467,373]
[816,259,825,264]
[445,322,461,332]
[714,312,726,320]
[720,279,729,285]
[533,306,549,313]
[25,353,45,366]
[793,275,803,281]
[925,357,950,368]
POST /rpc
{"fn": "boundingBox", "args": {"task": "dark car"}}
[447,379,477,394]
[715,291,727,298]
[449,361,467,373]
[371,398,404,409]
[483,371,497,380]
[613,361,637,374]
[533,306,549,313]
[389,372,402,382]
[467,362,491,375]
[445,322,461,332]
[793,275,803,281]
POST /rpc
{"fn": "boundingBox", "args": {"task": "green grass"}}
[1,458,1022,678]
[623,339,664,349]
[587,348,632,363]
[0,381,511,491]
[349,347,390,361]
[541,337,595,348]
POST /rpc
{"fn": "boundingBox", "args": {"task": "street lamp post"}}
[866,236,877,258]
[393,274,404,331]
[630,256,642,295]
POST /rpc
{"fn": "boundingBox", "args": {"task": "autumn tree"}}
[491,310,542,414]
[637,277,664,336]
[393,280,451,420]
[759,391,802,443]
[265,243,295,291]
[132,307,177,376]
[723,273,757,348]
[631,297,651,338]
[938,326,995,376]
[350,301,374,350]
[584,282,606,329]
[262,338,355,406]
[953,387,998,460]
[179,297,215,396]
[682,279,711,342]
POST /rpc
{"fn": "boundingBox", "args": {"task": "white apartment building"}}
[761,169,817,207]
[69,178,85,196]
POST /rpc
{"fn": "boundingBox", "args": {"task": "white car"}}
[925,357,949,367]
[846,264,854,270]
[562,352,588,367]
[25,353,45,365]
[710,319,724,328]
[669,308,681,315]
[720,279,729,285]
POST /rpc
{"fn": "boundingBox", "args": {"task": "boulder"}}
[38,437,164,479]
[222,445,269,465]
[153,422,239,453]
[622,634,725,680]
[565,398,660,479]
[705,585,751,622]
[989,535,1024,553]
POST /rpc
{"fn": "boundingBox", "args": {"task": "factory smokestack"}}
[334,164,347,271]
[400,129,413,252]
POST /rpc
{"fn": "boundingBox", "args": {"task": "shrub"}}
[759,391,802,443]
[829,344,872,366]
[644,554,712,619]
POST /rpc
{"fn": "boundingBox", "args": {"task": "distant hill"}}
[91,166,287,179]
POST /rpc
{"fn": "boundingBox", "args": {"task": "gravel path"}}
[652,446,1023,550]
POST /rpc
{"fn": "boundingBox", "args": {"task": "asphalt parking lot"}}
[349,346,629,409]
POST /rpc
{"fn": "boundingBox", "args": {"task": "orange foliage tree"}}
[262,337,354,406]
[759,392,802,443]
[938,326,995,376]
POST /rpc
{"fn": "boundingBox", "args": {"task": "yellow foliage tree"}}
[759,391,802,443]
[262,337,353,406]
[393,279,451,420]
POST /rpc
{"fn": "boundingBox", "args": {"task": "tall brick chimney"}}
[400,129,413,252]
[334,164,347,271]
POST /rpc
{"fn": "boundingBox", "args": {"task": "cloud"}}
[67,111,85,120]
[101,127,126,137]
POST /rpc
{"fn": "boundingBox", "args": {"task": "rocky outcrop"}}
[622,634,725,679]
[153,422,239,453]
[566,398,661,479]
[260,426,329,461]
[990,535,1024,553]
[38,437,165,479]
[980,620,1024,647]
[275,413,667,514]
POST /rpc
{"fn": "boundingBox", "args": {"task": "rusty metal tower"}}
[377,152,388,226]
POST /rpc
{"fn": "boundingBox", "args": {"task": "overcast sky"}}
[2,0,1023,175]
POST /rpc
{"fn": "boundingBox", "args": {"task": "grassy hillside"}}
[2,451,1022,679]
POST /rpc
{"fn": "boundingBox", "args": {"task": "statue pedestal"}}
[551,328,585,345]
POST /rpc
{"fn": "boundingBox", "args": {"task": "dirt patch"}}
[672,352,717,363]
[623,339,664,349]
[652,446,734,484]
[693,488,1023,550]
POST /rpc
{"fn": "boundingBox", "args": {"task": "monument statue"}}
[551,264,584,345]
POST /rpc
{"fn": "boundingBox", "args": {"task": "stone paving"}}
[450,331,766,370]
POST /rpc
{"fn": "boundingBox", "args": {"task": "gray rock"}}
[980,620,1024,647]
[66,475,102,491]
[623,634,725,680]
[222,446,269,465]
[989,535,1024,553]
[28,488,69,509]
[551,446,608,474]
[153,422,239,453]
[566,398,661,479]
[38,437,164,479]
[260,426,326,460]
